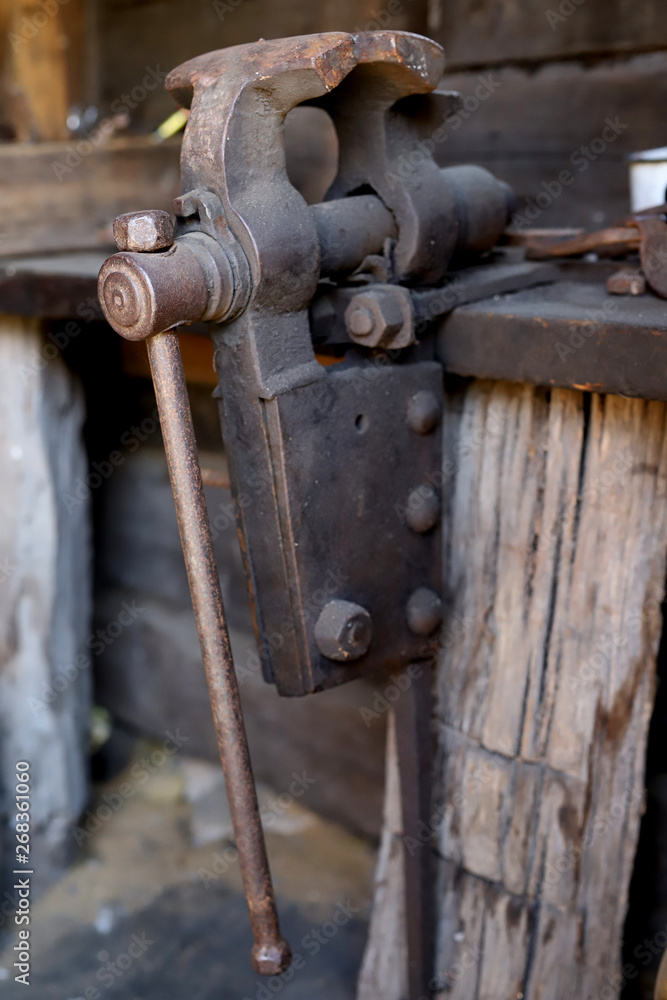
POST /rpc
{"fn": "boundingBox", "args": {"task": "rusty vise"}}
[98,30,518,998]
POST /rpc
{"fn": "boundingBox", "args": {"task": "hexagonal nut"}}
[344,286,414,349]
[113,210,174,253]
[314,600,373,662]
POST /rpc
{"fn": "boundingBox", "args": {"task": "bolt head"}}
[112,210,174,252]
[344,287,408,348]
[406,588,442,636]
[314,599,373,662]
[347,305,376,337]
[407,390,441,434]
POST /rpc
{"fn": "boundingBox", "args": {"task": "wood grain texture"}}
[0,316,91,898]
[361,380,667,998]
[99,0,429,128]
[429,0,667,69]
[5,0,89,141]
[0,137,181,257]
[357,710,407,1000]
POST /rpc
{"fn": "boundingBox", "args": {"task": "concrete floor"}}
[0,741,376,999]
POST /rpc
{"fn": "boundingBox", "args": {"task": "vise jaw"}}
[99,31,513,696]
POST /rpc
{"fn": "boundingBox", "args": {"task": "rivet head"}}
[314,599,373,662]
[407,390,441,434]
[406,588,442,636]
[405,488,440,533]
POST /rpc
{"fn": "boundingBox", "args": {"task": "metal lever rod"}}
[147,329,291,977]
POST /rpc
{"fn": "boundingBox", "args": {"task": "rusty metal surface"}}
[213,349,445,696]
[311,194,397,276]
[0,251,107,319]
[318,37,509,284]
[632,216,667,299]
[146,330,290,976]
[437,278,667,400]
[526,226,640,259]
[607,267,647,295]
[310,256,559,348]
[524,210,667,303]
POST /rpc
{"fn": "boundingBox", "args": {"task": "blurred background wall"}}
[2,1,667,995]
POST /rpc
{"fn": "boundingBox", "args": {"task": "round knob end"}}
[251,937,292,976]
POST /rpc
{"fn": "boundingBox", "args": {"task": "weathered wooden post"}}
[0,316,91,910]
[360,381,667,999]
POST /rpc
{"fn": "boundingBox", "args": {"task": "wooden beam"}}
[361,380,667,999]
[0,137,181,257]
[5,0,90,141]
[98,0,430,129]
[0,313,91,899]
[436,54,667,230]
[429,0,667,69]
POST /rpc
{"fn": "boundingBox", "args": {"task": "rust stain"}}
[506,898,523,931]
[572,382,604,393]
[605,657,645,744]
[542,914,556,946]
[631,462,659,476]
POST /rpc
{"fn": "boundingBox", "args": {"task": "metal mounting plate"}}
[217,355,444,696]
